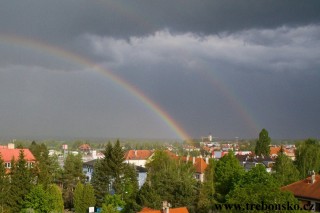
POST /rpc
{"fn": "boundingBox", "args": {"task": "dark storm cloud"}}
[0,1,320,139]
[85,25,320,139]
[1,0,320,42]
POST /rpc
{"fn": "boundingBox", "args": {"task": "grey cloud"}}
[87,25,320,74]
[1,1,320,43]
[83,26,320,139]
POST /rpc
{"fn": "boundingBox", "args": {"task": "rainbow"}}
[0,34,192,141]
[197,69,260,137]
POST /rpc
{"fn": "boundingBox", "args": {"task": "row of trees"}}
[0,132,319,213]
[91,140,140,212]
[0,141,97,212]
[255,129,320,184]
[0,149,64,212]
[136,150,301,213]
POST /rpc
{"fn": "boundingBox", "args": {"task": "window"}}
[27,162,34,168]
[195,174,200,180]
[4,162,11,168]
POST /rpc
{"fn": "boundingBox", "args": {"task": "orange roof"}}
[164,151,208,174]
[139,207,159,213]
[79,144,91,150]
[0,148,35,162]
[125,150,153,160]
[194,158,208,173]
[270,146,296,158]
[270,147,281,156]
[138,207,189,213]
[282,175,320,201]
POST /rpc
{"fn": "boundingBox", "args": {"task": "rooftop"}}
[0,148,35,162]
[125,150,154,160]
[138,207,189,213]
[282,175,320,201]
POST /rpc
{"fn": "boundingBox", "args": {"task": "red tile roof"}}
[282,175,320,201]
[139,207,159,213]
[138,207,189,213]
[125,150,153,160]
[194,158,208,173]
[164,151,208,174]
[270,147,281,156]
[0,148,35,162]
[79,144,91,150]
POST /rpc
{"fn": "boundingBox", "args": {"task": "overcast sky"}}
[0,1,320,140]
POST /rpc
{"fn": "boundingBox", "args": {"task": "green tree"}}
[101,204,120,213]
[83,184,96,211]
[137,183,162,210]
[295,138,320,179]
[101,194,124,213]
[91,142,114,207]
[121,164,140,213]
[22,185,50,213]
[255,128,271,156]
[47,184,64,213]
[109,140,125,195]
[226,164,300,213]
[0,154,10,213]
[138,150,197,211]
[214,151,245,203]
[74,182,96,213]
[29,142,61,188]
[272,148,300,186]
[73,182,84,213]
[91,159,110,207]
[6,150,33,212]
[61,154,85,209]
[92,140,134,209]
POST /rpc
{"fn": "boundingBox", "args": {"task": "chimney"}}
[205,156,209,164]
[162,201,170,213]
[134,150,137,157]
[192,156,195,165]
[186,153,190,162]
[311,170,316,184]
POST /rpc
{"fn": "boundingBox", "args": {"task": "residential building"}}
[164,151,208,182]
[193,157,208,182]
[0,143,36,172]
[78,143,91,154]
[83,159,96,182]
[270,146,296,160]
[136,165,148,188]
[282,172,320,212]
[212,150,229,159]
[235,154,274,173]
[125,150,154,167]
[82,159,147,187]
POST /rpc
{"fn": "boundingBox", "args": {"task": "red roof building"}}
[270,146,296,160]
[138,206,189,213]
[282,173,320,211]
[78,144,91,153]
[125,150,154,167]
[0,143,36,171]
[163,151,208,182]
